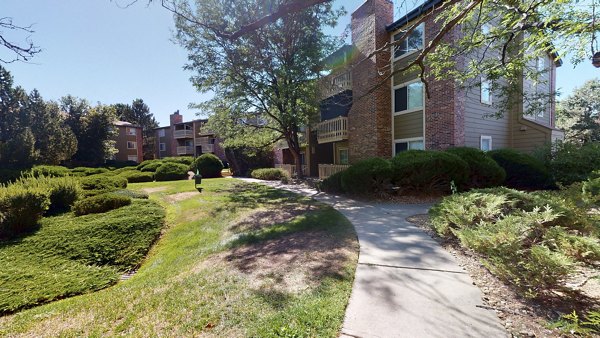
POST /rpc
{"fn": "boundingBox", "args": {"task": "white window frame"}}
[393,79,425,116]
[127,127,137,136]
[127,141,137,150]
[480,77,492,105]
[337,147,349,165]
[158,129,166,137]
[392,23,425,61]
[393,137,425,156]
[159,143,166,152]
[480,135,492,151]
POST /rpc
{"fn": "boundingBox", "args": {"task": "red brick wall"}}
[348,0,393,162]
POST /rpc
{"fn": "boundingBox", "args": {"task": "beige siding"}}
[394,111,423,139]
[463,84,510,150]
[522,54,552,127]
[393,53,420,86]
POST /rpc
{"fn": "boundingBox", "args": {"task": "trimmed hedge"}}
[583,174,600,205]
[320,170,345,194]
[138,161,163,173]
[341,158,392,195]
[250,168,289,181]
[550,142,600,185]
[192,154,223,178]
[391,150,469,194]
[119,170,154,183]
[0,182,50,237]
[488,149,552,190]
[154,162,190,182]
[70,167,110,177]
[79,174,128,197]
[29,165,71,178]
[112,189,149,199]
[162,156,194,167]
[73,193,132,216]
[446,147,506,189]
[20,176,82,215]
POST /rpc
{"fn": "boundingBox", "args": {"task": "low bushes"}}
[341,158,392,195]
[549,142,600,185]
[154,162,190,182]
[70,167,110,177]
[119,170,154,183]
[137,160,163,172]
[21,176,82,215]
[391,151,469,194]
[112,189,149,199]
[162,156,194,167]
[488,149,552,190]
[430,188,600,297]
[583,173,600,205]
[446,147,506,189]
[0,182,50,237]
[79,174,128,197]
[320,171,345,194]
[73,193,132,216]
[29,165,71,178]
[192,154,223,178]
[250,168,289,181]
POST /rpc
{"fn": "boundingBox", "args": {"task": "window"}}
[480,136,492,151]
[537,98,546,118]
[127,127,136,136]
[480,77,492,104]
[159,143,166,151]
[394,139,424,154]
[338,148,349,165]
[537,57,546,72]
[394,81,424,114]
[128,155,138,162]
[158,129,165,137]
[127,141,137,149]
[393,23,424,59]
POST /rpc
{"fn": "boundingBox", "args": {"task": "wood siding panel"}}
[393,53,419,86]
[463,86,510,150]
[394,111,423,139]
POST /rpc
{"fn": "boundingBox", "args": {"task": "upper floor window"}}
[481,77,492,105]
[158,129,165,137]
[537,98,546,118]
[394,81,424,114]
[127,127,136,136]
[127,141,137,149]
[393,23,424,59]
[159,143,166,151]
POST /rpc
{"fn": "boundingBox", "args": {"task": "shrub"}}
[111,166,138,175]
[112,189,149,199]
[446,147,506,189]
[192,154,223,178]
[119,170,154,183]
[319,171,345,194]
[391,150,469,195]
[488,149,552,190]
[70,167,110,177]
[29,165,71,178]
[0,182,50,237]
[154,162,190,182]
[104,159,138,169]
[72,193,132,216]
[19,176,82,214]
[250,168,289,181]
[79,174,128,195]
[162,156,194,167]
[137,160,163,172]
[340,158,392,195]
[430,188,599,297]
[0,169,22,184]
[583,175,600,205]
[550,142,600,185]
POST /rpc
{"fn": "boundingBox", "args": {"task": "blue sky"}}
[2,0,596,127]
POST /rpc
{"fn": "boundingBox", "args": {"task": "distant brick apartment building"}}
[113,121,143,163]
[275,0,564,178]
[153,111,226,160]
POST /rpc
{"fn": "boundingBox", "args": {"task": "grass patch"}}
[0,178,357,337]
[0,199,165,315]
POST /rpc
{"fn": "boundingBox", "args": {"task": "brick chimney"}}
[170,110,183,126]
[348,0,394,162]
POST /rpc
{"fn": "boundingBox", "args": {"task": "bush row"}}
[73,193,132,216]
[250,168,289,181]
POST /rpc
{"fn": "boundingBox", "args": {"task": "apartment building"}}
[154,111,225,160]
[113,121,143,163]
[275,0,564,178]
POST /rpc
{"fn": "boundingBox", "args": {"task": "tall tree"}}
[175,0,341,177]
[114,99,159,160]
[557,79,600,144]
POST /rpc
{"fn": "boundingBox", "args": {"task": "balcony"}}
[317,116,348,144]
[176,146,194,155]
[318,164,351,179]
[195,137,210,146]
[174,130,194,139]
[320,70,352,98]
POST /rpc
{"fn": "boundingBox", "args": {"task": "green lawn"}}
[0,178,358,337]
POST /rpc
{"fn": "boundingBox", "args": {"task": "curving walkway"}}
[237,178,507,338]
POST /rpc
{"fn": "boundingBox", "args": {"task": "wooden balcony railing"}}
[318,164,350,179]
[320,70,352,98]
[195,137,210,146]
[176,146,194,155]
[275,164,308,177]
[317,116,348,144]
[174,130,194,139]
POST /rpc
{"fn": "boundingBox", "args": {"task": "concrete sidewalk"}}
[238,178,507,338]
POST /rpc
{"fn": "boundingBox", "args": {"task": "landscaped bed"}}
[0,178,358,337]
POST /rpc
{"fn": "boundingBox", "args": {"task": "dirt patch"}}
[164,192,199,203]
[141,186,168,194]
[406,214,600,338]
[228,204,313,233]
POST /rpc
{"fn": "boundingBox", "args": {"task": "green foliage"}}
[250,168,289,181]
[119,170,154,183]
[488,149,552,190]
[549,142,600,185]
[340,158,392,195]
[112,189,149,199]
[319,171,345,194]
[582,174,600,205]
[446,147,506,189]
[192,154,223,178]
[0,199,165,314]
[162,156,194,166]
[550,310,600,335]
[29,165,71,178]
[154,162,190,182]
[70,167,110,177]
[221,145,274,177]
[430,188,600,297]
[391,150,469,194]
[0,182,50,238]
[72,193,132,216]
[79,174,128,196]
[137,160,163,172]
[18,176,82,215]
[557,79,600,144]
